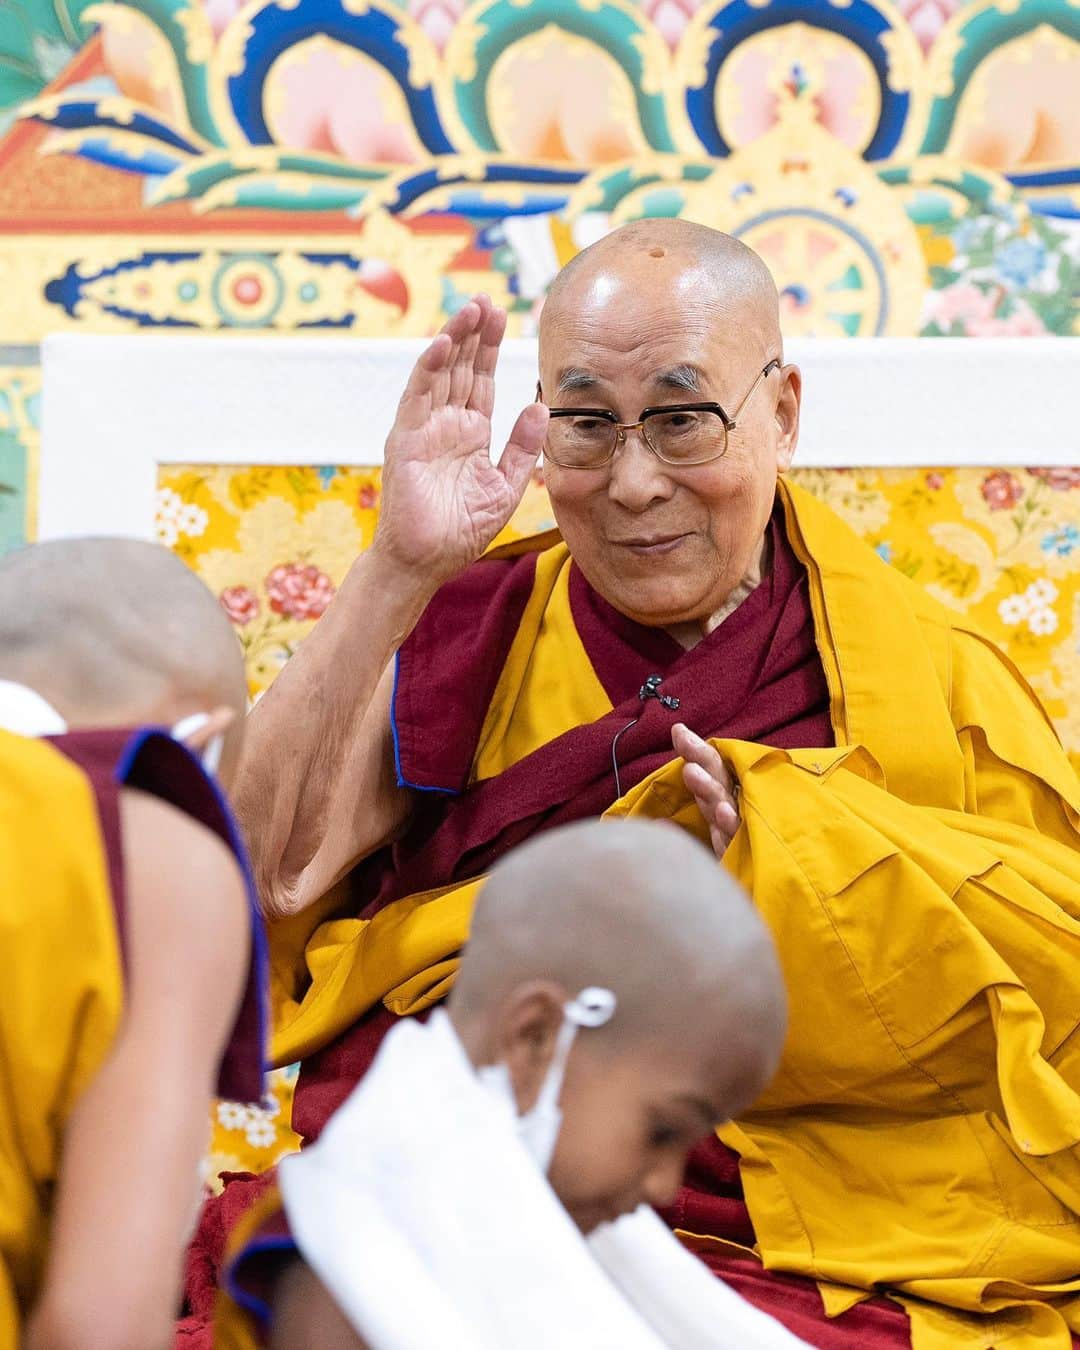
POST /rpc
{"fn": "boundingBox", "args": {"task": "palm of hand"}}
[385,404,519,573]
[375,297,548,585]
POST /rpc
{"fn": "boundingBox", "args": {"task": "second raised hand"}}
[372,296,550,588]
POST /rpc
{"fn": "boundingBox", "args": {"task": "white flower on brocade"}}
[1028,607,1059,637]
[245,1117,278,1150]
[155,487,184,547]
[216,1101,250,1131]
[1026,578,1059,608]
[998,594,1030,626]
[177,502,209,538]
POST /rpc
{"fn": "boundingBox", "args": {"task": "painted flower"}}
[220,585,260,626]
[950,217,984,254]
[925,284,1047,337]
[408,0,465,51]
[1026,578,1059,608]
[642,0,700,47]
[925,472,945,490]
[998,594,1030,625]
[1030,466,1080,491]
[358,483,379,510]
[896,0,962,52]
[1040,525,1080,558]
[216,1101,250,1131]
[925,281,996,328]
[244,1117,278,1150]
[995,237,1047,288]
[965,297,1047,338]
[981,470,1024,511]
[265,562,336,620]
[1028,607,1059,637]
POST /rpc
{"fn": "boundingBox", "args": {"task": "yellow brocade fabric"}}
[0,732,124,1350]
[268,479,1080,1348]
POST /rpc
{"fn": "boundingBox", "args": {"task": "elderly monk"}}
[0,540,266,1350]
[210,220,1080,1350]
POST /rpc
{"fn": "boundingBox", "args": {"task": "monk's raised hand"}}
[672,723,741,859]
[372,296,549,587]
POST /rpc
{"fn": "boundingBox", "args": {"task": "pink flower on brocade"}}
[220,585,260,626]
[981,471,1024,511]
[358,483,379,510]
[1029,466,1080,491]
[925,472,945,490]
[265,564,336,620]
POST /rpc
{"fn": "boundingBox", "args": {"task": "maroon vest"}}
[47,726,267,1105]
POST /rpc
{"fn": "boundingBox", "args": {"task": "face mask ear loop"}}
[171,712,210,742]
[170,712,225,776]
[200,736,224,775]
[532,986,618,1118]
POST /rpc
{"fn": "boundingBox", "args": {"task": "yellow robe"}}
[270,479,1080,1349]
[0,732,125,1350]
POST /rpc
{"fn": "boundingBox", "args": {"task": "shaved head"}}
[540,219,781,366]
[452,818,786,1103]
[0,538,246,725]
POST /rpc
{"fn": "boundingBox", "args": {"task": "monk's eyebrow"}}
[556,367,599,394]
[654,365,701,394]
[671,1093,724,1127]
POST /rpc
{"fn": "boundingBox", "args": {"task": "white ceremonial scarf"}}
[279,1010,809,1350]
[0,680,68,736]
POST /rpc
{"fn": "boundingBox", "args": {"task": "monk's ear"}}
[774,363,801,472]
[496,981,568,1114]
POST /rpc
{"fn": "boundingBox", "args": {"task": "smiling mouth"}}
[614,534,691,556]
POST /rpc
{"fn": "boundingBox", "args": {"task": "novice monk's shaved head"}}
[0,538,246,727]
[450,818,786,1233]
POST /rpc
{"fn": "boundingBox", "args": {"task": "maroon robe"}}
[179,512,984,1347]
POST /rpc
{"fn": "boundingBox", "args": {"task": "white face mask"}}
[477,986,617,1173]
[170,712,225,776]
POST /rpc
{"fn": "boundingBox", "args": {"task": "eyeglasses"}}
[543,359,781,471]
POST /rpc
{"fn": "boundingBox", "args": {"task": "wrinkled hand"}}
[673,723,741,858]
[372,295,549,587]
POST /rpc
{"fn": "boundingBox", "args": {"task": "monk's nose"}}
[640,1153,686,1210]
[606,432,674,512]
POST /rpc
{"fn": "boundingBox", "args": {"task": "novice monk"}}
[0,539,266,1350]
[215,820,805,1349]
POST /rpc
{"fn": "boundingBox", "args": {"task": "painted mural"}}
[3,0,1080,353]
[3,0,1079,1179]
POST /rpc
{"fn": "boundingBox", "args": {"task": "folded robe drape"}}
[228,479,1080,1350]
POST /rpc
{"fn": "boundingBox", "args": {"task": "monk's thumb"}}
[498,402,549,488]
